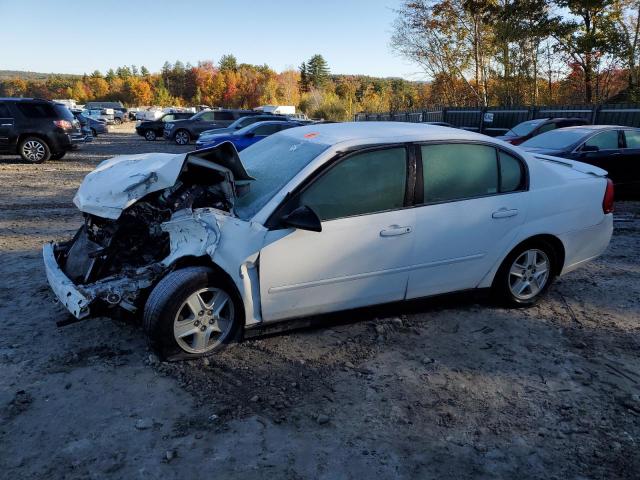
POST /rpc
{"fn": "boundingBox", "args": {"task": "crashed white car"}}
[43,122,614,357]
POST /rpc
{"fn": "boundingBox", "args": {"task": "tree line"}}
[1,0,640,124]
[391,0,640,106]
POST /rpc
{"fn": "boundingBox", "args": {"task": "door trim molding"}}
[268,253,485,294]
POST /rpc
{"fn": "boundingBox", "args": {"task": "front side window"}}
[253,124,282,136]
[421,144,498,203]
[199,111,216,121]
[537,122,556,134]
[623,130,640,148]
[163,114,175,122]
[297,147,407,221]
[584,130,619,150]
[214,111,234,121]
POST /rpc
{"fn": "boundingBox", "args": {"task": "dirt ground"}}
[1,126,639,480]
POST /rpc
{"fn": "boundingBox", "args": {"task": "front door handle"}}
[492,208,519,219]
[380,225,412,237]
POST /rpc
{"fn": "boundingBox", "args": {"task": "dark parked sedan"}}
[497,117,589,145]
[520,125,640,198]
[135,112,194,141]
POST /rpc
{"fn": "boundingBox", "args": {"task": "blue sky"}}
[0,0,418,79]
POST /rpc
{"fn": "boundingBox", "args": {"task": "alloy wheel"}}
[173,287,234,354]
[22,140,46,162]
[508,249,550,301]
[175,131,189,145]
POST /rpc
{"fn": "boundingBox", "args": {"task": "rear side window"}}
[421,144,498,203]
[214,111,234,121]
[624,130,640,148]
[298,147,407,221]
[0,103,10,117]
[16,102,57,118]
[499,151,525,192]
[584,131,619,150]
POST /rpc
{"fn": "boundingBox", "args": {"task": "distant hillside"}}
[0,70,81,81]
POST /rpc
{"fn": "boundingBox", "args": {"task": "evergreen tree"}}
[306,54,330,88]
[219,54,238,72]
[299,61,310,92]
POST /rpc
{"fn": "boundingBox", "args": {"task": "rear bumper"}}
[42,243,92,319]
[559,214,614,275]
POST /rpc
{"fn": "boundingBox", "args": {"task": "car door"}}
[619,130,640,196]
[193,111,218,135]
[0,102,15,152]
[406,143,529,299]
[574,129,622,175]
[259,145,416,322]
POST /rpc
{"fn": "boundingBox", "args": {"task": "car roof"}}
[0,97,51,102]
[278,121,488,146]
[559,124,632,131]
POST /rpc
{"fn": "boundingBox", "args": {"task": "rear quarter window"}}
[214,111,234,121]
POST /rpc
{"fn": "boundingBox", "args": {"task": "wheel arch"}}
[164,255,254,326]
[478,233,566,288]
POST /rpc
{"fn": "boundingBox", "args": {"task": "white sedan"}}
[43,122,614,357]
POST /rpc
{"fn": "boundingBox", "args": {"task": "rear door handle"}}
[380,225,412,237]
[492,208,519,219]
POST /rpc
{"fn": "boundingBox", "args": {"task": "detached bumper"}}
[42,243,92,319]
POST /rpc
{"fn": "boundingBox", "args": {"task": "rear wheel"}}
[174,129,190,145]
[492,241,557,307]
[144,129,156,141]
[91,128,97,137]
[143,267,242,357]
[19,137,50,163]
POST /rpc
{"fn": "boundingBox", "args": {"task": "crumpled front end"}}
[44,143,254,320]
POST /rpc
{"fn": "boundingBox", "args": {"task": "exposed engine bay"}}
[50,143,253,317]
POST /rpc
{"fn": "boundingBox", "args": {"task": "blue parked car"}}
[195,120,302,151]
[72,110,108,137]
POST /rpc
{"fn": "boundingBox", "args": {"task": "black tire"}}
[174,129,190,145]
[144,129,156,141]
[19,136,51,163]
[50,151,66,160]
[113,118,122,125]
[492,240,558,308]
[143,266,243,358]
[91,128,97,137]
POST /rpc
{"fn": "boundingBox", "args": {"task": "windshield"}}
[234,134,330,219]
[506,119,545,137]
[229,117,253,129]
[520,128,590,149]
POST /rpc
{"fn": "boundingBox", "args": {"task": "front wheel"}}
[91,128,97,137]
[143,267,242,357]
[144,129,156,141]
[19,137,50,163]
[113,118,122,125]
[174,129,190,145]
[492,241,557,307]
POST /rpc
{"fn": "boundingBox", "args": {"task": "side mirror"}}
[582,144,599,152]
[281,205,322,232]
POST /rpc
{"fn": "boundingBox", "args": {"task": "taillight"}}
[602,178,615,214]
[53,119,73,129]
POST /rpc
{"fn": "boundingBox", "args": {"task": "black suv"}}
[163,109,255,145]
[0,98,85,163]
[136,112,194,141]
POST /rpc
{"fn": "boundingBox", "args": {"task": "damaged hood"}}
[73,142,252,219]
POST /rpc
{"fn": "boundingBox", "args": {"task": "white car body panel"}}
[45,122,613,328]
